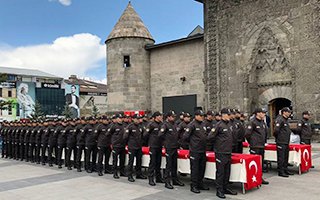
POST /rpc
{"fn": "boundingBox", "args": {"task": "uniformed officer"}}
[19,122,27,161]
[76,117,87,172]
[48,119,59,167]
[24,122,31,162]
[159,110,184,189]
[183,109,209,194]
[57,119,67,168]
[203,111,215,151]
[96,116,112,176]
[28,121,38,163]
[65,119,77,170]
[84,117,98,173]
[40,120,50,165]
[274,107,294,177]
[297,111,312,145]
[245,108,269,185]
[1,121,8,158]
[209,108,237,199]
[124,114,147,182]
[234,109,245,153]
[35,121,44,164]
[175,112,185,125]
[145,111,164,186]
[107,113,126,179]
[177,112,191,150]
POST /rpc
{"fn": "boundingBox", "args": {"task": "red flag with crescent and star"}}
[244,154,263,190]
[298,145,312,173]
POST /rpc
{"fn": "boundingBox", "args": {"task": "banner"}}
[17,82,35,118]
[65,84,80,118]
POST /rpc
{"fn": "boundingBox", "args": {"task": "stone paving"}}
[0,152,319,200]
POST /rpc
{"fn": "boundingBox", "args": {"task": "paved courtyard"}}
[0,152,319,200]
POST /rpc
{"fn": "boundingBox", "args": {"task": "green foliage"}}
[30,101,44,120]
[0,100,13,110]
[62,103,72,118]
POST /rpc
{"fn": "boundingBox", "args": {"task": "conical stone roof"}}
[106,2,154,42]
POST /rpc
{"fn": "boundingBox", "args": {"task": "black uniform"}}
[107,122,126,176]
[35,126,44,164]
[203,119,214,151]
[245,117,268,170]
[274,115,291,174]
[210,119,233,193]
[1,126,7,158]
[159,120,180,184]
[76,124,86,171]
[177,121,190,149]
[297,118,312,145]
[124,122,144,179]
[29,126,38,162]
[66,124,77,169]
[183,119,207,190]
[230,118,241,153]
[145,121,163,182]
[235,118,245,154]
[41,126,50,164]
[56,125,66,167]
[48,125,58,166]
[19,126,26,161]
[96,123,112,174]
[23,126,31,161]
[84,124,98,172]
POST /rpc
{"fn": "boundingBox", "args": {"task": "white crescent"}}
[303,149,310,161]
[249,160,258,174]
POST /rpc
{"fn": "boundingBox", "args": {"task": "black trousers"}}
[48,144,58,165]
[190,151,206,188]
[112,147,126,174]
[277,144,289,173]
[301,138,311,145]
[41,143,48,164]
[35,143,42,163]
[127,148,143,177]
[164,148,178,182]
[97,146,112,172]
[76,145,86,169]
[250,148,265,171]
[66,144,77,168]
[6,141,12,158]
[148,147,162,178]
[24,143,29,161]
[19,143,24,160]
[215,153,231,192]
[1,141,6,157]
[14,142,19,159]
[12,142,16,159]
[28,143,35,162]
[57,144,66,166]
[85,145,97,171]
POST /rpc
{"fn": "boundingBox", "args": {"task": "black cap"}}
[100,115,108,120]
[220,108,230,115]
[179,112,185,116]
[230,109,236,115]
[206,111,214,116]
[302,111,311,115]
[281,107,292,113]
[86,116,94,121]
[194,110,205,116]
[255,108,267,114]
[183,112,191,118]
[114,113,123,119]
[152,111,162,118]
[132,114,143,119]
[235,109,241,114]
[166,110,176,118]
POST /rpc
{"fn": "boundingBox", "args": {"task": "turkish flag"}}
[295,144,312,173]
[243,154,263,190]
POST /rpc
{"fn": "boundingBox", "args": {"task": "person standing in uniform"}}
[107,113,126,179]
[234,109,245,153]
[209,108,237,199]
[57,119,67,168]
[84,117,98,173]
[48,119,59,167]
[297,111,313,145]
[1,121,8,158]
[159,110,184,189]
[274,107,294,177]
[35,121,44,164]
[76,117,87,172]
[96,116,112,176]
[65,119,77,170]
[41,120,50,165]
[183,110,209,194]
[145,111,164,186]
[203,111,215,151]
[177,112,191,150]
[124,114,147,182]
[245,108,269,185]
[28,121,38,163]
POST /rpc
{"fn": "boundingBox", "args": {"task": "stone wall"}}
[106,37,154,112]
[205,0,320,122]
[149,38,205,112]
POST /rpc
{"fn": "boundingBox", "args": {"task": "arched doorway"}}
[268,98,292,136]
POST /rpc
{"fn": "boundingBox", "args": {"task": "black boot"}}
[148,177,156,186]
[165,181,174,189]
[172,179,184,186]
[224,188,237,195]
[285,170,294,175]
[77,168,82,172]
[128,176,135,182]
[98,171,103,176]
[216,190,226,199]
[156,176,165,183]
[190,185,200,194]
[136,174,147,179]
[113,172,120,179]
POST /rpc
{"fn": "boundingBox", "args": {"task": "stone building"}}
[106,1,320,123]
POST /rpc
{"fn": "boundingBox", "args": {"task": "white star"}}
[306,162,308,166]
[252,175,257,182]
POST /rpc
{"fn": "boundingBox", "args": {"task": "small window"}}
[8,90,12,97]
[123,55,131,68]
[8,105,12,115]
[0,88,2,97]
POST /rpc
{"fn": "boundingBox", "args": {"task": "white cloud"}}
[0,33,105,79]
[49,0,72,6]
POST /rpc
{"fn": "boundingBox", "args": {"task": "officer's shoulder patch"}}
[203,127,207,130]
[186,128,190,132]
[247,125,252,129]
[276,123,280,127]
[107,128,111,132]
[211,128,216,132]
[160,128,165,132]
[146,128,150,132]
[125,130,129,133]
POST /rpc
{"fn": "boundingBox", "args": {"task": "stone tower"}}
[105,2,155,112]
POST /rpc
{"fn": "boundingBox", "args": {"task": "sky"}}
[0,0,203,83]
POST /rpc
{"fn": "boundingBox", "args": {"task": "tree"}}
[92,104,100,117]
[62,103,72,118]
[30,101,44,120]
[0,100,13,110]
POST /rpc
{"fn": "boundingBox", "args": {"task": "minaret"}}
[105,2,154,112]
